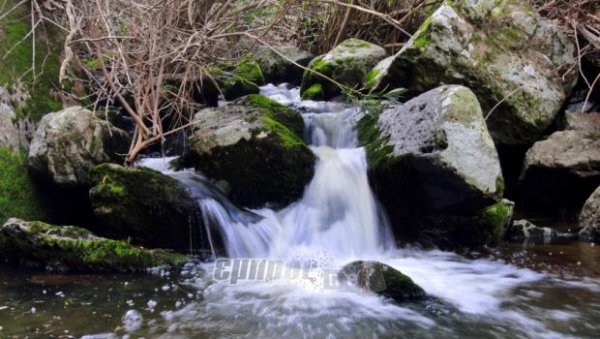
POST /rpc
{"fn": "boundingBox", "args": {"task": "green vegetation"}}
[301,83,324,100]
[0,147,49,224]
[365,69,381,88]
[0,219,186,272]
[0,0,63,121]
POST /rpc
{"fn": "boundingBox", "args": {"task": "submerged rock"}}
[338,261,426,302]
[28,106,130,187]
[300,39,387,100]
[506,219,558,244]
[0,218,186,272]
[180,94,315,208]
[89,164,204,251]
[579,186,600,242]
[358,85,505,245]
[519,130,600,210]
[368,0,577,145]
[255,45,313,85]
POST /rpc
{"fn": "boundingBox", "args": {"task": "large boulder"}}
[180,94,315,208]
[519,130,600,210]
[300,39,387,100]
[89,164,204,251]
[28,106,130,187]
[358,85,506,245]
[338,261,426,303]
[255,45,313,85]
[368,0,577,145]
[0,218,186,272]
[579,186,600,242]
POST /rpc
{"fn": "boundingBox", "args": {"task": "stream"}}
[0,84,599,338]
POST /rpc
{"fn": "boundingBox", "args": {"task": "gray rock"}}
[506,219,558,244]
[338,261,426,302]
[368,0,577,145]
[181,94,315,208]
[300,39,387,100]
[28,106,130,186]
[358,85,505,245]
[519,130,600,208]
[255,45,313,85]
[564,111,600,132]
[579,186,600,242]
[0,218,186,272]
[360,85,503,211]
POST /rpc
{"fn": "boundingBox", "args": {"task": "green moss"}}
[260,116,304,148]
[0,0,63,121]
[245,94,305,138]
[234,60,264,85]
[356,106,395,169]
[10,220,187,271]
[301,83,324,100]
[412,16,433,49]
[0,148,49,224]
[89,164,202,251]
[474,200,511,242]
[311,56,335,74]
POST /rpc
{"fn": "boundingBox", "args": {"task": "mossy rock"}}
[255,45,313,85]
[89,164,204,252]
[209,60,265,101]
[0,0,63,122]
[0,147,50,225]
[300,38,387,100]
[181,94,315,208]
[369,0,577,145]
[338,261,426,302]
[0,218,186,272]
[357,86,506,246]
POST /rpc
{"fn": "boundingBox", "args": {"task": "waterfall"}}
[140,83,393,259]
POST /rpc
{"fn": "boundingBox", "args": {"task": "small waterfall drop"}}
[140,83,393,259]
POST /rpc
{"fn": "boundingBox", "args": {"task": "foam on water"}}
[135,83,599,338]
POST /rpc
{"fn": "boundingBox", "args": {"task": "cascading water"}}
[134,84,600,339]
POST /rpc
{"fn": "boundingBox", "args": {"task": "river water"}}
[0,84,599,338]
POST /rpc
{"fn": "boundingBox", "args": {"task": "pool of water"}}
[0,241,598,338]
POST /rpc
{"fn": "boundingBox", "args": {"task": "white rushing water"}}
[136,84,600,338]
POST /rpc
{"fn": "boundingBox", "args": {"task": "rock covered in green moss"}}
[181,94,315,208]
[255,45,313,85]
[358,85,505,245]
[0,218,186,272]
[579,186,600,242]
[0,148,50,224]
[338,261,426,302]
[89,164,203,251]
[27,106,130,187]
[506,219,558,244]
[300,39,387,100]
[210,60,265,101]
[369,0,577,145]
[519,130,600,210]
